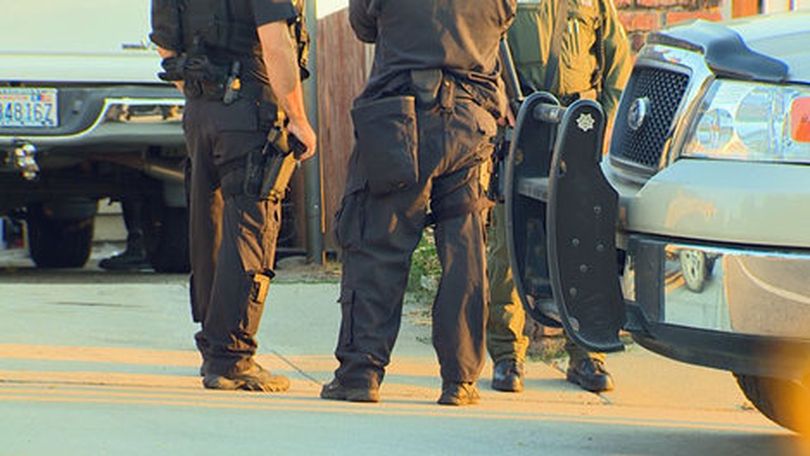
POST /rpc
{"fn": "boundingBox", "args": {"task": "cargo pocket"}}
[211,99,261,163]
[333,179,366,252]
[337,288,355,347]
[469,102,499,160]
[242,272,271,336]
[351,96,418,195]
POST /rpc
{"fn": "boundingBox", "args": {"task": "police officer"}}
[489,0,631,393]
[150,0,316,392]
[321,0,516,406]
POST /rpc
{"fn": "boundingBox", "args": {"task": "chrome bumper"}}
[624,236,810,342]
[0,97,184,149]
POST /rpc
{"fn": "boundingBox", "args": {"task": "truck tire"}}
[734,373,810,434]
[146,206,190,273]
[26,204,94,269]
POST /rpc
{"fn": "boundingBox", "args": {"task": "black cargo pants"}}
[333,96,498,389]
[183,95,282,376]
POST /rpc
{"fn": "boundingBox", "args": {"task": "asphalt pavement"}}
[0,246,806,455]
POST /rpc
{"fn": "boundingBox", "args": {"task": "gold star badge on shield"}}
[576,113,595,132]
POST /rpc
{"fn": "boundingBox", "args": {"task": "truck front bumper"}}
[623,235,810,380]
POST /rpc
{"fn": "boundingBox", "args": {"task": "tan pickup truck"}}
[506,12,810,433]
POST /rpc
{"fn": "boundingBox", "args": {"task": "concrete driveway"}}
[0,247,805,455]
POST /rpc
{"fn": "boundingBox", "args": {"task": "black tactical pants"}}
[183,96,281,376]
[333,98,497,389]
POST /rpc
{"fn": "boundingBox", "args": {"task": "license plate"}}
[0,87,59,128]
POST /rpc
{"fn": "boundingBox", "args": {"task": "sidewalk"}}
[0,270,794,455]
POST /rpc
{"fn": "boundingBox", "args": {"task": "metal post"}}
[303,0,325,264]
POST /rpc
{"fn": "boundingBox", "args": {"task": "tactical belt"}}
[190,78,262,100]
[559,87,598,106]
[409,69,499,117]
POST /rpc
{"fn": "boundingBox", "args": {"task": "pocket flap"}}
[474,105,498,138]
[351,96,417,126]
[351,96,419,195]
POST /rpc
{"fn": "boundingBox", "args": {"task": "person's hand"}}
[497,108,516,128]
[286,116,317,161]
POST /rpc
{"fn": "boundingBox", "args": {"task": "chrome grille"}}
[611,67,690,170]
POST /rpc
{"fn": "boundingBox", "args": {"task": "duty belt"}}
[559,87,598,106]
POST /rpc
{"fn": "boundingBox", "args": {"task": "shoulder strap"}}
[592,0,606,95]
[544,0,569,93]
[291,0,311,80]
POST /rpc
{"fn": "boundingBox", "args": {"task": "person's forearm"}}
[258,22,307,123]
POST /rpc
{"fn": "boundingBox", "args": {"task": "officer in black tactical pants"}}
[150,0,316,392]
[321,0,517,406]
[98,198,150,271]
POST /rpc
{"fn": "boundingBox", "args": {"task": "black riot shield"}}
[505,95,626,353]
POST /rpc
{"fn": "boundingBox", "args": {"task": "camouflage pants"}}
[487,203,604,365]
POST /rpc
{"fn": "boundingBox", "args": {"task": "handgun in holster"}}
[488,127,512,203]
[243,127,307,202]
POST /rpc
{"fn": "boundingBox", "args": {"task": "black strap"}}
[592,0,605,94]
[545,0,569,93]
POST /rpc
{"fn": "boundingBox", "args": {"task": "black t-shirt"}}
[150,0,299,90]
[150,0,297,51]
[350,0,516,115]
[252,0,297,27]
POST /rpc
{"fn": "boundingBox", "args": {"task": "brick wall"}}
[616,0,725,51]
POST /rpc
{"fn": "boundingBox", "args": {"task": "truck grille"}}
[610,67,690,170]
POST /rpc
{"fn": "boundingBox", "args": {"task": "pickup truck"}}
[0,0,188,271]
[506,12,810,433]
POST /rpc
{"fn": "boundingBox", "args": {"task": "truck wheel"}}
[146,207,190,273]
[735,373,810,434]
[679,249,707,293]
[26,204,94,269]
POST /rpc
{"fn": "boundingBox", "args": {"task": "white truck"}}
[0,0,188,271]
[506,12,810,433]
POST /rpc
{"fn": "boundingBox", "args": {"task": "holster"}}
[244,128,306,202]
[487,127,512,203]
[410,69,455,112]
[410,69,443,108]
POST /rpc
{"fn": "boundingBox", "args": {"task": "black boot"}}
[491,359,525,392]
[566,358,614,393]
[203,362,290,393]
[438,381,480,406]
[99,231,150,270]
[320,378,380,403]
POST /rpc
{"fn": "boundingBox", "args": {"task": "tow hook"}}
[12,141,39,181]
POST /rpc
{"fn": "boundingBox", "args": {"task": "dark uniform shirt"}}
[150,0,298,87]
[349,0,517,116]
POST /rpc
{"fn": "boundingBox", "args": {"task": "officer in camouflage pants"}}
[489,0,632,394]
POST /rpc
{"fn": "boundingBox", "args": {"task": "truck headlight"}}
[682,80,810,162]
